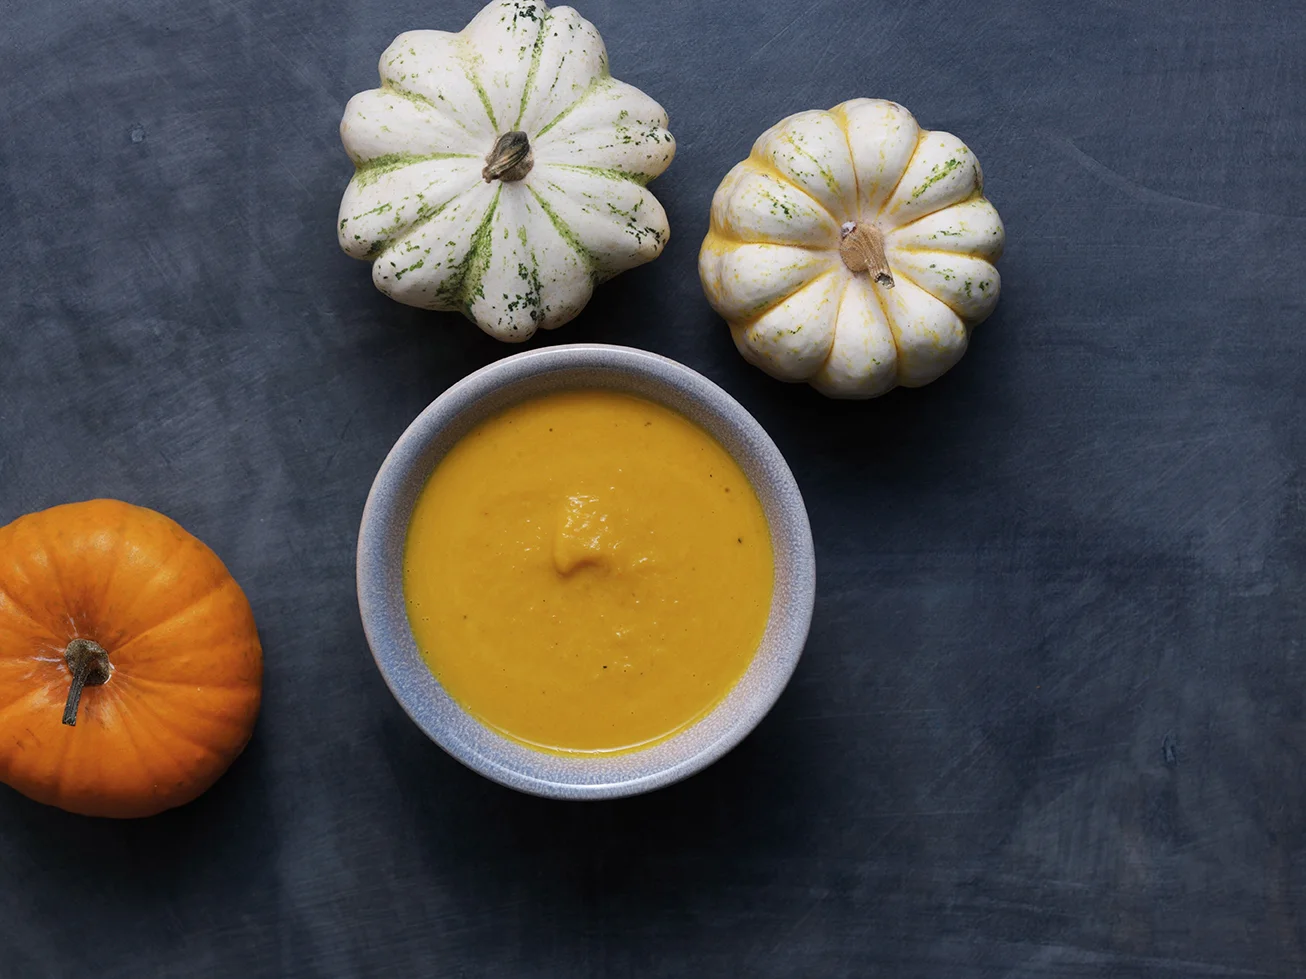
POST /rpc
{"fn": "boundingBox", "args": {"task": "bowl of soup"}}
[357,344,814,798]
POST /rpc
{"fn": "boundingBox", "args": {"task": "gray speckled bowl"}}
[357,344,815,799]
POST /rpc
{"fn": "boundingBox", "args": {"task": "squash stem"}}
[482,131,534,182]
[839,222,895,288]
[62,639,112,727]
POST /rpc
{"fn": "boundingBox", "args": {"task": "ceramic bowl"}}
[357,344,815,799]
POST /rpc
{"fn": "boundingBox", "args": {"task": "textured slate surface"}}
[1,0,1303,976]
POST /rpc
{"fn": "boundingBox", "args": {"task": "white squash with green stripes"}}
[338,0,675,341]
[700,100,1004,398]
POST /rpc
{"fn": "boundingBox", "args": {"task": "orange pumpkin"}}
[0,499,262,818]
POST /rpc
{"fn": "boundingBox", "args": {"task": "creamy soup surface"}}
[403,389,774,755]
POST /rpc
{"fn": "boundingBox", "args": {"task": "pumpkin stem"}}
[839,222,895,288]
[483,131,534,183]
[62,639,112,727]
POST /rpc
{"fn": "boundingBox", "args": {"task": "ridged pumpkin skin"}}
[337,0,676,341]
[0,500,262,818]
[700,99,1005,399]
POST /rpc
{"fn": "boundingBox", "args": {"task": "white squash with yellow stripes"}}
[700,100,1004,397]
[338,0,675,341]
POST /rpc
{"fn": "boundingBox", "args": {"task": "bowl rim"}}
[357,343,815,799]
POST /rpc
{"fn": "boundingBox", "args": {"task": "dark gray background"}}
[1,0,1303,975]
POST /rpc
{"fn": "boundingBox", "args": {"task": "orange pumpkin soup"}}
[403,389,773,755]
